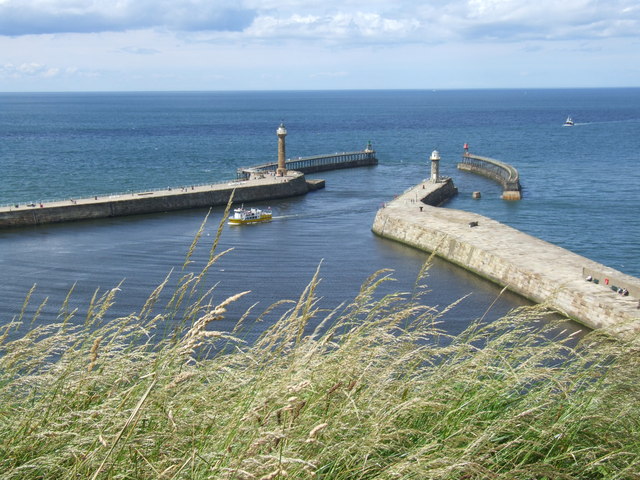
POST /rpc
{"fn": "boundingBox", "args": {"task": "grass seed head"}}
[87,335,102,372]
[306,422,328,443]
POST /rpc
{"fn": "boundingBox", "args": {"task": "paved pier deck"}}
[373,180,640,337]
[0,171,316,228]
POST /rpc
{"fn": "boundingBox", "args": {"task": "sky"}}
[0,0,639,92]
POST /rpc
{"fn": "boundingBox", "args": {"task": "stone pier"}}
[372,179,640,337]
[0,171,313,229]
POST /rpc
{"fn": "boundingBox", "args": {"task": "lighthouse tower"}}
[430,150,441,183]
[276,122,287,176]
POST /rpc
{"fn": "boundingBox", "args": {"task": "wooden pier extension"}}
[458,151,522,200]
[238,143,377,179]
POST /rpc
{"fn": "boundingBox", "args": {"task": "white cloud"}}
[43,67,60,77]
[17,62,45,75]
[0,0,638,91]
[0,0,256,35]
[244,12,420,44]
[0,62,52,77]
[0,61,91,80]
[0,0,637,45]
[460,0,640,41]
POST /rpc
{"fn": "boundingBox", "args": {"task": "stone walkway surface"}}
[0,172,311,228]
[0,173,293,213]
[373,180,640,337]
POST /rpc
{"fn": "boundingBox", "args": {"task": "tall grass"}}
[1,207,639,479]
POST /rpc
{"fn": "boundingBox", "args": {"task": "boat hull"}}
[228,215,272,225]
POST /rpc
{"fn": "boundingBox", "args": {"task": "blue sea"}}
[1,89,638,337]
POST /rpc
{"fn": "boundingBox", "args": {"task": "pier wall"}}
[2,143,374,229]
[239,150,377,178]
[372,180,640,337]
[418,179,459,206]
[294,156,377,174]
[457,162,506,186]
[0,173,310,228]
[458,153,522,200]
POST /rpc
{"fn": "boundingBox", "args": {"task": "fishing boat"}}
[563,116,574,127]
[228,206,272,225]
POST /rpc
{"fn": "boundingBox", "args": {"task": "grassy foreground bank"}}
[1,211,640,479]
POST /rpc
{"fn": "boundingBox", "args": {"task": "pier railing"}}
[458,152,522,200]
[238,148,377,179]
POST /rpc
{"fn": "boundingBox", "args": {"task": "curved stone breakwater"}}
[458,152,522,200]
[0,171,316,229]
[372,179,640,337]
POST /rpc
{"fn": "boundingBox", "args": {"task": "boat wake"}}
[271,204,374,222]
[564,119,640,127]
[271,214,303,220]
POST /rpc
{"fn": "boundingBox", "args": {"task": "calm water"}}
[1,89,639,337]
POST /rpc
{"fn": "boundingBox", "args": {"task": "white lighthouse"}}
[276,122,287,176]
[430,150,441,183]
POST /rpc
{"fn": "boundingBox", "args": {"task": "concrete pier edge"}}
[0,171,315,229]
[372,178,640,337]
